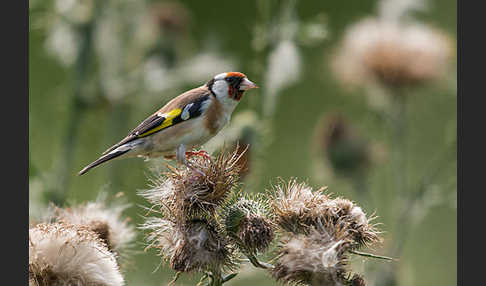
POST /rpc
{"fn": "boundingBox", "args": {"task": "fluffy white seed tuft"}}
[29,223,124,286]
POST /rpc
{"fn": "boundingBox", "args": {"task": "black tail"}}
[78,149,130,176]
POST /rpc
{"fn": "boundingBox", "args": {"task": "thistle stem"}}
[206,270,223,286]
[168,271,181,285]
[390,88,407,200]
[222,273,238,283]
[245,253,273,269]
[232,235,274,269]
[349,250,396,261]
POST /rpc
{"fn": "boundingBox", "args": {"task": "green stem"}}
[222,273,238,283]
[204,270,223,286]
[245,253,273,269]
[349,250,396,261]
[232,235,274,269]
[391,89,407,200]
[372,88,407,286]
[168,271,181,285]
[374,88,455,286]
[202,272,242,286]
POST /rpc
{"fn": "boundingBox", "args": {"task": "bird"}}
[78,72,258,175]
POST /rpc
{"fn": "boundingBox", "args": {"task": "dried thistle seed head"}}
[139,217,179,261]
[331,18,453,89]
[271,179,380,248]
[271,227,351,286]
[238,215,274,253]
[29,223,124,286]
[138,175,177,214]
[271,179,330,234]
[141,218,236,273]
[320,198,380,248]
[222,197,274,253]
[163,148,243,219]
[50,196,136,258]
[170,220,235,272]
[313,113,371,177]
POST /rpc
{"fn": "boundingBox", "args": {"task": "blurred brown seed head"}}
[331,18,453,89]
[29,223,124,286]
[150,2,190,35]
[271,227,352,286]
[314,114,371,177]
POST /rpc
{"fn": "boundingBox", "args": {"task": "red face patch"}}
[228,85,244,101]
[226,72,246,79]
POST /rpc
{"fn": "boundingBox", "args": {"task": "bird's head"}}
[207,72,258,102]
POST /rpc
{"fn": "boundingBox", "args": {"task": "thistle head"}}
[319,198,381,248]
[140,148,243,221]
[331,18,453,89]
[221,193,274,253]
[313,113,372,177]
[271,226,352,286]
[271,179,330,234]
[29,223,124,286]
[140,218,236,273]
[50,195,136,260]
[271,179,380,248]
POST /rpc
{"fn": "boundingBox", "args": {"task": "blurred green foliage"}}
[29,0,456,285]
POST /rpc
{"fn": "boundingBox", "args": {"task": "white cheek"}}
[212,80,229,99]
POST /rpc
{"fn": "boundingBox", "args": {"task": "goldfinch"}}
[78,72,258,175]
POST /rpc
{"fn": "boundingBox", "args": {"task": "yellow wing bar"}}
[137,108,182,138]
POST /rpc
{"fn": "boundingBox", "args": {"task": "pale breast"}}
[141,117,211,156]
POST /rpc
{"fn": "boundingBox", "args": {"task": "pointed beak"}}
[239,78,259,91]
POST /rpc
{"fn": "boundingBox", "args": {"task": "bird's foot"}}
[185,151,209,176]
[174,145,206,175]
[185,150,211,161]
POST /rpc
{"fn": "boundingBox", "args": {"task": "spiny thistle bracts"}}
[29,223,124,286]
[221,193,275,253]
